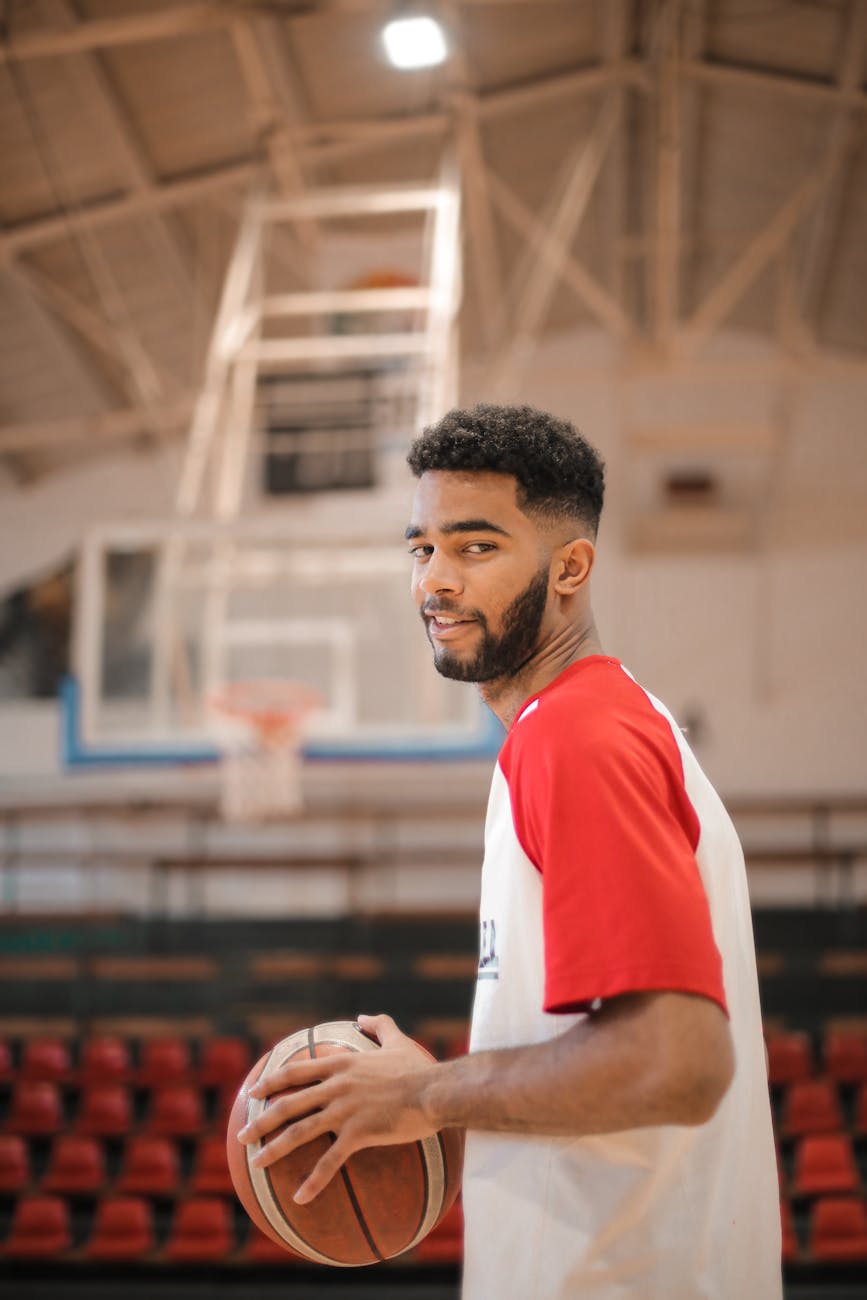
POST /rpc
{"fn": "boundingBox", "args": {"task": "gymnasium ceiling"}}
[0,0,866,486]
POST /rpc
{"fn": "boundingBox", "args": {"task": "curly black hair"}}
[407,403,605,535]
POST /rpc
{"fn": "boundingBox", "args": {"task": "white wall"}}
[1,326,866,801]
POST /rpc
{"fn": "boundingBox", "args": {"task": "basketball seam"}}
[311,1021,382,1264]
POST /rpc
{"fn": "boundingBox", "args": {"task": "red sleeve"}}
[500,692,727,1017]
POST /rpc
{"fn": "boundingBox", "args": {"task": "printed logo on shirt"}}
[478,918,499,980]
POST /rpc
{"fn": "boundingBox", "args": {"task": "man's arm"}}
[237,989,734,1204]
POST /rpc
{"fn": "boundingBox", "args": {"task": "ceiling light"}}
[382,16,447,70]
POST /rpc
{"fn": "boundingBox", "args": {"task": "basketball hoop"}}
[208,680,322,822]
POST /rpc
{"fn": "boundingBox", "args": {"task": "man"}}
[239,404,782,1298]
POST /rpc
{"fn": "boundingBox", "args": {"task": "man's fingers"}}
[248,1109,334,1169]
[248,1054,343,1099]
[238,1085,324,1144]
[293,1135,354,1205]
[357,1012,403,1048]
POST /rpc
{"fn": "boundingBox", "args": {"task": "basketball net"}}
[208,681,322,823]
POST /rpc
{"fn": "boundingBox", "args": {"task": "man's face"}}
[406,471,554,683]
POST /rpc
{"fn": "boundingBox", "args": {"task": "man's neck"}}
[479,622,604,731]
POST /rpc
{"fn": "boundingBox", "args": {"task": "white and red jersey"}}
[462,657,781,1300]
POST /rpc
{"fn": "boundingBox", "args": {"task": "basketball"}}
[225,1020,463,1266]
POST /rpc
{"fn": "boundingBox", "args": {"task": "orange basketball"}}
[226,1020,463,1266]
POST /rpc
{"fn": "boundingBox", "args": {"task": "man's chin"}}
[432,648,480,683]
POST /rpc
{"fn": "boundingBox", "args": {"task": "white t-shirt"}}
[462,657,782,1300]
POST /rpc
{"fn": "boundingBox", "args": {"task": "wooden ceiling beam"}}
[37,0,197,310]
[598,0,630,312]
[0,160,260,258]
[2,264,118,410]
[0,399,193,454]
[489,94,622,396]
[676,154,844,359]
[797,0,867,330]
[229,12,318,258]
[11,260,130,367]
[648,0,683,351]
[485,167,631,341]
[680,56,867,112]
[0,3,226,62]
[441,0,503,355]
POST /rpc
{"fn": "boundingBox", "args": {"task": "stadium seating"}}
[197,1036,252,1089]
[137,1037,192,1088]
[0,1038,13,1083]
[2,1195,72,1258]
[767,1030,814,1087]
[41,1134,106,1194]
[78,1035,133,1084]
[242,1226,298,1263]
[781,1200,799,1263]
[809,1197,867,1262]
[19,1037,73,1083]
[781,1078,845,1137]
[0,1134,30,1193]
[115,1135,180,1195]
[163,1197,235,1261]
[75,1084,133,1137]
[189,1135,234,1194]
[145,1085,205,1137]
[823,1029,867,1085]
[85,1196,156,1261]
[4,1081,64,1136]
[791,1135,859,1197]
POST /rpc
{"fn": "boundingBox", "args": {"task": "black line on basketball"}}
[411,1139,430,1242]
[260,1098,327,1263]
[339,1161,385,1262]
[311,1025,381,1261]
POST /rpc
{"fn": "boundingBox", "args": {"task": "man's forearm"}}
[418,992,734,1137]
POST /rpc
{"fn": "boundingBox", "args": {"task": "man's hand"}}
[236,1014,438,1205]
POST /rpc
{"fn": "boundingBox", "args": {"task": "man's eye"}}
[465,543,495,554]
[408,545,432,558]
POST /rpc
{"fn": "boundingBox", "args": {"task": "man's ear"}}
[552,537,595,596]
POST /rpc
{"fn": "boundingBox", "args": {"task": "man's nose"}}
[417,551,462,595]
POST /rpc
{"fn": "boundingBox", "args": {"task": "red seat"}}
[2,1195,71,1258]
[0,1039,14,1083]
[766,1031,813,1087]
[243,1225,298,1263]
[78,1035,133,1085]
[781,1078,844,1137]
[809,1196,867,1262]
[145,1085,204,1137]
[213,1087,237,1135]
[76,1084,133,1137]
[781,1200,799,1262]
[855,1083,867,1135]
[792,1135,859,1197]
[823,1029,867,1085]
[189,1135,233,1194]
[164,1197,235,1261]
[42,1134,106,1194]
[197,1037,252,1089]
[84,1196,155,1260]
[0,1133,31,1193]
[115,1135,180,1195]
[137,1037,191,1087]
[19,1038,73,1084]
[3,1081,64,1136]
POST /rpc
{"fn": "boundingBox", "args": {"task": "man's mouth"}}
[425,612,476,638]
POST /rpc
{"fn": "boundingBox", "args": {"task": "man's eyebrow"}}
[404,518,512,542]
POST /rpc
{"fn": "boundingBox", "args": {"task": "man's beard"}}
[426,565,550,683]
